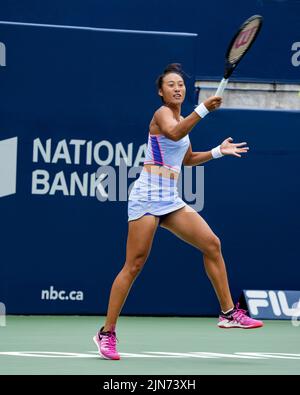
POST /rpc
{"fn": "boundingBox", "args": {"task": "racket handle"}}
[215,78,228,97]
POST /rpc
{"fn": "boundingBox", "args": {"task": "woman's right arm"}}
[155,96,222,141]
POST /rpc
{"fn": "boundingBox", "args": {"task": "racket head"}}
[224,15,263,79]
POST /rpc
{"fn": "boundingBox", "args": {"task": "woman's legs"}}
[160,206,234,312]
[103,215,159,332]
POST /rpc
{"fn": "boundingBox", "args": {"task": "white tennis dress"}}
[128,132,190,221]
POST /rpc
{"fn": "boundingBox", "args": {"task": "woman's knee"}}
[203,235,222,258]
[124,254,147,278]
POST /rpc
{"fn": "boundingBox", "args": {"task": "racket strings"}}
[228,19,261,64]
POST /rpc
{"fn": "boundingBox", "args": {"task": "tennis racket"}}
[215,15,263,97]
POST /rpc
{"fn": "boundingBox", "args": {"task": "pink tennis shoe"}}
[93,326,120,360]
[218,304,264,329]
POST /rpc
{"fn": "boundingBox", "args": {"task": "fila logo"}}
[0,137,18,197]
[245,290,300,318]
[0,42,6,66]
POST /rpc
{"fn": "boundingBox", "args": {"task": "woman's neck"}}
[164,103,181,120]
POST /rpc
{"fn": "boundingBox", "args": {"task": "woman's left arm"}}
[183,137,249,166]
[183,144,213,166]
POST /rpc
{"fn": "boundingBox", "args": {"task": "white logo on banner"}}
[0,137,204,211]
[246,290,300,318]
[291,42,300,67]
[31,138,205,211]
[0,42,6,66]
[41,286,84,301]
[0,137,18,198]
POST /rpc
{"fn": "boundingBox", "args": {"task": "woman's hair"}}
[156,63,185,102]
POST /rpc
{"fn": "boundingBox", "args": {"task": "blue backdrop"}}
[0,0,300,82]
[0,18,299,316]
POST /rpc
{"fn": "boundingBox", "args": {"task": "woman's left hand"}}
[220,137,249,158]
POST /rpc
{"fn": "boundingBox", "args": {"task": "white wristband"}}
[194,102,209,119]
[211,145,224,159]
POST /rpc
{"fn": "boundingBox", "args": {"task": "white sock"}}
[222,307,234,315]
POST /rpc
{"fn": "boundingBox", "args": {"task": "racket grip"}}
[215,78,228,97]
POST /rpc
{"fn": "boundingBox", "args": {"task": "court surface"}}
[0,315,299,375]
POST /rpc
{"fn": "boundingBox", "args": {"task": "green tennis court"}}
[1,316,299,375]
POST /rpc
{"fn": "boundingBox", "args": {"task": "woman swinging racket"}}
[93,63,263,360]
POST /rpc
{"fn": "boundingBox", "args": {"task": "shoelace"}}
[232,308,248,322]
[100,332,118,350]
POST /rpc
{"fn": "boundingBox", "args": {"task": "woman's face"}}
[159,73,186,105]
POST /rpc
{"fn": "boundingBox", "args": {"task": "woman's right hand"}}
[203,96,222,112]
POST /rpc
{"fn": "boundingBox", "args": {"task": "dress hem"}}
[128,202,186,222]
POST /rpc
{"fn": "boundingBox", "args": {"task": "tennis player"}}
[93,63,263,360]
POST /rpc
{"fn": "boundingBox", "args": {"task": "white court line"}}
[0,20,197,37]
[1,351,300,360]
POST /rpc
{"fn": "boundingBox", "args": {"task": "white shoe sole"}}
[217,322,263,329]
